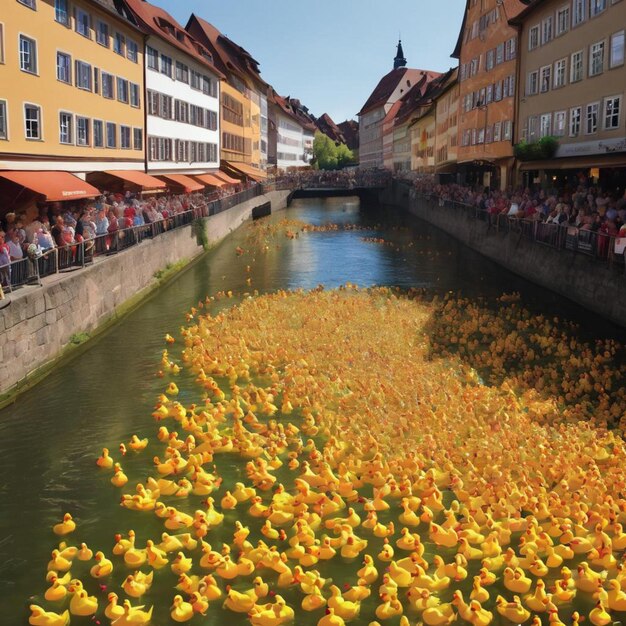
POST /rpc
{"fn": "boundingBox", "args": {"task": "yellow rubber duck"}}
[129,434,149,451]
[317,608,346,626]
[524,579,550,612]
[422,603,456,626]
[429,522,458,548]
[96,448,113,469]
[589,600,612,626]
[68,588,98,616]
[470,576,490,603]
[47,550,72,573]
[607,579,626,611]
[377,538,394,561]
[28,605,69,626]
[503,567,532,594]
[388,560,413,587]
[452,590,472,621]
[44,576,67,602]
[495,595,531,623]
[190,591,209,616]
[122,571,153,598]
[343,581,371,603]
[146,540,169,569]
[112,600,153,626]
[408,587,441,611]
[357,555,379,584]
[375,593,403,620]
[170,594,194,622]
[171,552,193,575]
[76,543,93,561]
[104,592,125,621]
[89,551,113,578]
[111,463,129,487]
[328,585,361,621]
[198,574,223,601]
[53,513,76,536]
[575,562,606,594]
[467,600,493,626]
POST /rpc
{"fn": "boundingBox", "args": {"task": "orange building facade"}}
[453,0,526,189]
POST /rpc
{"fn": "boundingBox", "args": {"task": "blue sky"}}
[161,0,467,123]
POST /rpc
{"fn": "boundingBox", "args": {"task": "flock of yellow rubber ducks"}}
[28,244,626,626]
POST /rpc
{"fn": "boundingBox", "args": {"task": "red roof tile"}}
[315,113,346,144]
[337,120,359,150]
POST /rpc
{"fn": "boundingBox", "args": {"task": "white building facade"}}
[276,111,307,170]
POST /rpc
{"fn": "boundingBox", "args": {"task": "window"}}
[495,43,504,65]
[586,102,599,133]
[160,53,172,77]
[542,16,553,44]
[572,0,587,25]
[146,46,158,70]
[504,120,512,140]
[0,101,7,139]
[113,32,125,56]
[570,106,581,136]
[529,25,540,49]
[590,0,607,15]
[24,104,41,139]
[19,35,37,74]
[106,122,116,148]
[18,0,36,9]
[75,60,92,90]
[127,39,138,62]
[160,94,172,119]
[175,100,189,123]
[55,0,69,25]
[554,110,567,135]
[56,51,71,83]
[116,77,129,103]
[494,81,502,101]
[540,65,551,92]
[93,67,100,94]
[505,37,516,60]
[133,128,142,151]
[75,8,90,38]
[76,116,89,146]
[94,120,103,147]
[527,70,539,95]
[130,83,140,108]
[102,72,114,99]
[571,50,584,81]
[147,90,158,115]
[175,61,189,82]
[96,21,109,47]
[539,113,552,137]
[589,41,605,76]
[604,95,621,129]
[493,121,502,142]
[120,125,131,149]
[486,84,493,103]
[556,5,569,34]
[554,58,567,87]
[528,115,538,141]
[611,31,625,67]
[59,111,72,144]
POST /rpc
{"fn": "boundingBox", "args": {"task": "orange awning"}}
[214,171,240,185]
[0,170,100,201]
[157,174,204,193]
[222,161,267,181]
[193,173,225,188]
[104,170,167,190]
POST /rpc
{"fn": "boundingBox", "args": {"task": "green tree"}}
[313,132,354,170]
[336,142,354,168]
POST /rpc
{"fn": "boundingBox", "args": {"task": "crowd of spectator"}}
[275,167,392,190]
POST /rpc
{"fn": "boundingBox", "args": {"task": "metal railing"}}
[416,191,626,270]
[0,184,277,296]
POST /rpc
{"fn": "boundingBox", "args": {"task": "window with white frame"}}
[554,110,567,135]
[56,51,71,83]
[540,113,552,137]
[504,120,512,140]
[96,21,109,47]
[120,125,131,149]
[590,0,607,15]
[116,77,128,103]
[106,122,116,148]
[0,101,7,139]
[554,58,567,87]
[59,111,72,144]
[529,25,540,49]
[176,61,189,82]
[542,16,553,44]
[146,46,158,70]
[133,128,142,151]
[102,72,114,99]
[113,32,125,56]
[19,35,37,74]
[586,102,599,133]
[529,116,539,141]
[160,53,172,77]
[604,95,621,129]
[571,50,584,81]
[572,0,587,25]
[130,83,140,108]
[75,7,90,38]
[570,106,581,135]
[93,120,103,147]
[540,65,552,92]
[611,31,625,67]
[24,104,41,139]
[493,121,502,141]
[527,70,539,95]
[76,116,89,146]
[556,5,570,34]
[75,60,92,90]
[127,39,138,63]
[54,0,69,25]
[589,41,605,76]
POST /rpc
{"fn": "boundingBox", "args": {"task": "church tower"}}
[393,39,407,69]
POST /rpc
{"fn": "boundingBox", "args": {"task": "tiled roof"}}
[508,0,549,24]
[186,14,267,89]
[358,68,441,116]
[315,113,346,144]
[122,0,223,76]
[397,67,457,127]
[88,0,142,31]
[337,120,359,150]
[270,90,316,133]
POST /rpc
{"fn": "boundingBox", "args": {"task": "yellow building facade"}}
[0,0,144,172]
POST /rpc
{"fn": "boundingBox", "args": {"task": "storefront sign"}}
[556,137,626,158]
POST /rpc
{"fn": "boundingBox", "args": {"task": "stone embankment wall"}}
[380,181,626,328]
[0,190,290,398]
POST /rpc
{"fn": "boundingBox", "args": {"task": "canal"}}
[2,195,623,624]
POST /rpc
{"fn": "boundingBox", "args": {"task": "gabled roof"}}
[315,113,346,144]
[269,90,316,133]
[186,14,267,90]
[452,0,530,58]
[358,67,441,116]
[89,0,142,32]
[122,0,223,77]
[392,74,433,126]
[337,120,359,150]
